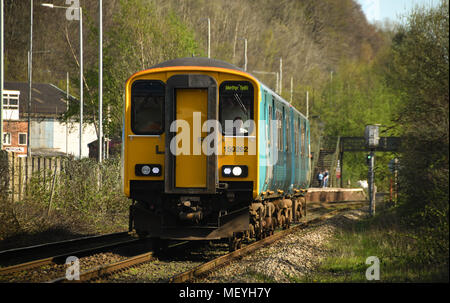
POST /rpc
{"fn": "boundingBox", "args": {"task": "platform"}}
[305,188,367,203]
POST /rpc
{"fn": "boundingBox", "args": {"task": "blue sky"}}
[356,0,442,23]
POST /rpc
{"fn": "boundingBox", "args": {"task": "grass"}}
[295,205,449,283]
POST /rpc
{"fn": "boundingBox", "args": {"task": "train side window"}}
[304,121,308,155]
[301,121,305,157]
[294,118,299,156]
[286,110,290,152]
[268,105,273,147]
[219,81,254,136]
[131,80,165,135]
[276,109,283,151]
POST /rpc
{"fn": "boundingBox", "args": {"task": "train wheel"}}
[229,232,242,252]
[255,208,264,240]
[301,197,307,217]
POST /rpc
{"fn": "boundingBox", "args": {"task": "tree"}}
[77,0,201,139]
[389,0,449,264]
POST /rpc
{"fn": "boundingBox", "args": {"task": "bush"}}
[389,0,449,269]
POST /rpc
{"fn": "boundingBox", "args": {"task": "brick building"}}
[1,90,28,156]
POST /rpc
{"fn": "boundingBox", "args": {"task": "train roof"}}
[151,57,246,73]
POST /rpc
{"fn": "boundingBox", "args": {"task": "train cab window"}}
[219,81,254,136]
[131,80,165,135]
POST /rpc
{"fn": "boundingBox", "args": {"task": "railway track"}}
[167,207,352,283]
[0,201,366,283]
[0,231,133,267]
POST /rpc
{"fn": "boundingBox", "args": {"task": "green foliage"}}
[92,0,201,137]
[387,0,449,264]
[310,55,402,188]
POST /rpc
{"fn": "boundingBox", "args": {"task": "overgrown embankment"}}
[0,157,129,249]
[300,204,448,282]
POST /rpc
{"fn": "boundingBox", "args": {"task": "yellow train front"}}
[123,57,310,245]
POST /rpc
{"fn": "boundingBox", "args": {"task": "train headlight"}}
[152,167,160,175]
[221,165,248,178]
[232,166,242,176]
[141,165,151,175]
[135,164,162,176]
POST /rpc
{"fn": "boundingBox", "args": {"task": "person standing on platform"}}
[323,169,329,188]
[317,171,324,187]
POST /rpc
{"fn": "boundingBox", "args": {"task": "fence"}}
[0,150,69,203]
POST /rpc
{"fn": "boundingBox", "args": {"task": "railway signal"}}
[365,125,379,216]
[366,153,372,166]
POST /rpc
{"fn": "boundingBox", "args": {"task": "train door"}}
[265,95,274,191]
[164,74,218,194]
[174,88,208,188]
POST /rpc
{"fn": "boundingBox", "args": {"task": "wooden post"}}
[18,156,22,201]
[43,157,46,187]
[25,155,29,193]
[47,162,58,216]
[11,152,15,203]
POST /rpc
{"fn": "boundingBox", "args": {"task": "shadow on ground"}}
[0,226,95,251]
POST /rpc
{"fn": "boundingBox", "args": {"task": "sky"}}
[356,0,442,24]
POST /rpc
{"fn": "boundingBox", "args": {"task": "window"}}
[294,119,299,156]
[3,92,19,110]
[305,122,309,156]
[219,81,254,136]
[286,110,290,152]
[268,105,273,148]
[2,132,11,145]
[276,109,283,151]
[19,133,27,145]
[301,122,305,157]
[131,80,165,135]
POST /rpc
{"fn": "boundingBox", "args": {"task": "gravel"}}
[0,252,127,283]
[199,207,368,283]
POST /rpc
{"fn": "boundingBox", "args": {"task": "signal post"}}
[365,125,379,216]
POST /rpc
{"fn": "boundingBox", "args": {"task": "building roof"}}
[4,82,77,118]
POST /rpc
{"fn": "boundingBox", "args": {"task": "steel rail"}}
[47,241,190,283]
[0,231,130,262]
[0,238,140,275]
[48,250,155,283]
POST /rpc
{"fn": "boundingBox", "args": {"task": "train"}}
[122,57,311,250]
